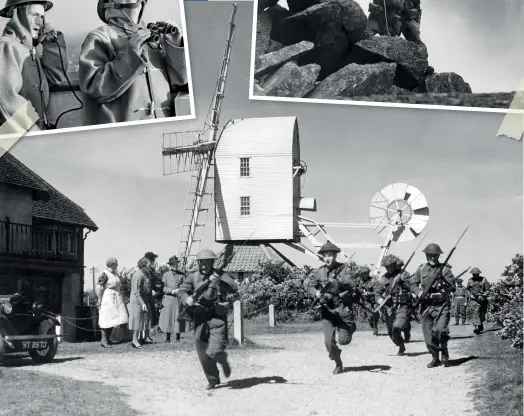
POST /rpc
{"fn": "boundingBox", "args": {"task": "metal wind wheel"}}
[369,183,430,243]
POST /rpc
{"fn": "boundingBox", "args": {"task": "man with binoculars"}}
[79,0,188,125]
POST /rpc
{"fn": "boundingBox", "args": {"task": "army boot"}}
[206,381,220,390]
[462,318,466,325]
[372,328,379,336]
[473,326,480,335]
[427,354,441,368]
[404,330,411,343]
[221,360,232,378]
[441,346,450,368]
[176,333,181,342]
[397,343,406,356]
[453,321,459,326]
[333,355,344,375]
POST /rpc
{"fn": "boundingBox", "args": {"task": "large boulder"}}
[273,0,369,79]
[254,41,315,78]
[307,62,397,98]
[350,36,429,89]
[262,62,321,97]
[424,72,472,93]
[255,11,273,58]
[253,81,267,96]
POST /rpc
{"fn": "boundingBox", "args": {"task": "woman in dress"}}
[95,257,129,348]
[158,256,186,342]
[128,257,153,349]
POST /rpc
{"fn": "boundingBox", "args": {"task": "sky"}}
[277,0,524,93]
[6,2,523,290]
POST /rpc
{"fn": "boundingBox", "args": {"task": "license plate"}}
[16,340,49,350]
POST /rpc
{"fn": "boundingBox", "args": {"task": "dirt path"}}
[15,323,480,416]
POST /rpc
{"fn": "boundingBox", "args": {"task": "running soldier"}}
[412,243,456,368]
[452,277,467,326]
[376,254,413,355]
[357,266,380,336]
[177,249,238,390]
[466,268,490,335]
[308,242,359,375]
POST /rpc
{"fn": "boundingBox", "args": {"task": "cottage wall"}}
[0,183,33,225]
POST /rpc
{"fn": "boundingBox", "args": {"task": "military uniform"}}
[377,269,413,353]
[309,242,358,374]
[177,256,238,388]
[452,279,467,325]
[368,0,404,37]
[358,274,380,335]
[412,261,455,367]
[466,268,490,334]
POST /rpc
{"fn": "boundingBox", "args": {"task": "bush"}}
[488,254,523,349]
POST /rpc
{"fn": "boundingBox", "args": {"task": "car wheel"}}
[29,325,58,364]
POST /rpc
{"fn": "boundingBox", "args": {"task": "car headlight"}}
[32,302,45,316]
[2,302,13,315]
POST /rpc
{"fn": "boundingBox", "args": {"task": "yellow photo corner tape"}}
[497,77,524,141]
[0,101,39,158]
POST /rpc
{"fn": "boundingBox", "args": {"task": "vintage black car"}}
[0,293,61,364]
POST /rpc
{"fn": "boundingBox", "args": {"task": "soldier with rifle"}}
[412,229,467,368]
[308,241,360,375]
[451,267,470,326]
[375,254,414,355]
[466,267,490,335]
[356,266,380,336]
[177,248,238,390]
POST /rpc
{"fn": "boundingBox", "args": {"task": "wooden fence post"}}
[233,300,244,345]
[268,304,275,327]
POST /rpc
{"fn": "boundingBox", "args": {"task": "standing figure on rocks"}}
[375,254,413,356]
[466,268,490,335]
[452,277,468,326]
[356,266,380,336]
[177,249,238,390]
[400,0,423,44]
[412,243,456,368]
[367,0,404,37]
[0,0,68,130]
[308,242,359,375]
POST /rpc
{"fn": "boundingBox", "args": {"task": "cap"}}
[318,241,341,254]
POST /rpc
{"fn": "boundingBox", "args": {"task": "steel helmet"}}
[359,266,371,275]
[318,241,341,255]
[0,0,53,18]
[456,277,463,283]
[97,0,147,24]
[422,243,443,255]
[196,249,218,261]
[470,267,481,275]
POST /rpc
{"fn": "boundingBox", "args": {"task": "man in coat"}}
[466,268,490,335]
[452,277,468,326]
[308,241,359,375]
[376,254,413,355]
[356,266,380,336]
[79,0,188,125]
[144,251,163,330]
[177,249,238,390]
[0,0,67,130]
[159,255,186,343]
[411,243,456,368]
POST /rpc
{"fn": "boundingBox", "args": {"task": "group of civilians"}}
[95,252,186,349]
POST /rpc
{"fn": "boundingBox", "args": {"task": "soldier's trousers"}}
[422,303,450,357]
[453,298,466,324]
[194,316,228,385]
[470,301,488,327]
[321,308,356,361]
[368,310,379,331]
[384,304,411,346]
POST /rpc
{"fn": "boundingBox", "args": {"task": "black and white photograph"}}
[250,0,524,112]
[0,0,194,135]
[0,2,523,416]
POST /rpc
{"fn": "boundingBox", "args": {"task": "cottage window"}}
[240,196,250,216]
[240,158,250,177]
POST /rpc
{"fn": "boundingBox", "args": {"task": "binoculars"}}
[147,21,179,44]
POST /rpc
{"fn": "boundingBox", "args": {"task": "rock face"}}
[307,62,397,98]
[273,0,368,79]
[254,41,315,78]
[350,36,429,89]
[256,11,273,58]
[424,72,472,94]
[258,0,278,12]
[262,62,321,98]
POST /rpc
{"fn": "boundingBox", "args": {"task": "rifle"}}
[374,232,429,313]
[414,226,469,308]
[455,267,470,280]
[178,233,255,321]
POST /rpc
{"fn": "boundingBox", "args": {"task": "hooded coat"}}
[78,6,187,125]
[0,5,67,129]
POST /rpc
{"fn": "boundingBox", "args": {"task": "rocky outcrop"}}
[424,72,472,94]
[254,41,314,79]
[252,1,471,100]
[307,62,397,98]
[262,62,321,98]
